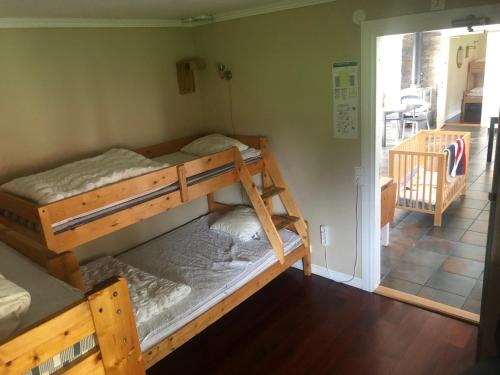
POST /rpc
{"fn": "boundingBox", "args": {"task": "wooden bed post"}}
[87,277,145,375]
[46,251,85,291]
[207,193,216,212]
[302,221,312,276]
[434,155,445,227]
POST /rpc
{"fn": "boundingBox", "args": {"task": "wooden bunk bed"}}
[0,134,311,371]
[461,60,485,123]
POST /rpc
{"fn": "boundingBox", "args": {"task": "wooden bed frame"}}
[389,130,470,226]
[461,60,485,123]
[0,275,144,374]
[0,134,312,372]
[0,135,308,264]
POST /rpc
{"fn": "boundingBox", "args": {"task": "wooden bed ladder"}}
[233,142,309,264]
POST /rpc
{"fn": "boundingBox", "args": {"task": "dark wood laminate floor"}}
[148,269,477,375]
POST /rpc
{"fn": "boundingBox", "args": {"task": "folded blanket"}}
[81,257,191,325]
[0,273,31,340]
[1,148,169,205]
[445,138,467,181]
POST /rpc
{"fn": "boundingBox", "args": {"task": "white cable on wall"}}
[323,184,359,283]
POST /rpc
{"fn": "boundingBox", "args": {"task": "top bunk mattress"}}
[1,148,168,205]
[114,213,302,351]
[0,242,84,343]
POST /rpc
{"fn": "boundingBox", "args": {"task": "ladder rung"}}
[273,215,300,231]
[261,186,285,200]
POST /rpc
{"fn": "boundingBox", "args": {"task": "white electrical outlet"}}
[354,166,364,185]
[431,0,446,11]
[320,225,328,246]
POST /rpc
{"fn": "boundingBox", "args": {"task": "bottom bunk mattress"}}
[113,213,302,351]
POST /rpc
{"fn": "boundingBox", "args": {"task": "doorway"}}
[359,4,500,322]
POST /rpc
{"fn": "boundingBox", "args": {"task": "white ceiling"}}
[0,0,328,20]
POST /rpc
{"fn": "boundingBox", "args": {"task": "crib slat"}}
[410,154,414,208]
[422,156,427,210]
[415,155,420,210]
[403,154,407,208]
[429,156,434,209]
[397,153,402,207]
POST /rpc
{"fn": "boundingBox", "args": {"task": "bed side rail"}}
[0,278,144,375]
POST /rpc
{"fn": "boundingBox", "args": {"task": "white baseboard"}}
[292,261,363,289]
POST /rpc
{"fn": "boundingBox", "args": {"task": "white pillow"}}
[181,134,249,156]
[210,206,263,241]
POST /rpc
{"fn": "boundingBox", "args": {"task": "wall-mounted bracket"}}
[176,57,206,94]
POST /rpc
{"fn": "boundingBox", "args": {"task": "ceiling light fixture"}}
[451,15,489,32]
[181,15,214,24]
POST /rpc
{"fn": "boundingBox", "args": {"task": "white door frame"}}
[360,3,500,292]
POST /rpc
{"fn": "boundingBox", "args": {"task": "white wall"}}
[0,28,207,262]
[379,34,403,107]
[481,31,500,127]
[444,33,486,121]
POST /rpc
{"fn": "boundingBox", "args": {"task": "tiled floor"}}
[379,124,494,313]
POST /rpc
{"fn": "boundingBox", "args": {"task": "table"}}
[380,177,396,246]
[382,104,419,147]
[487,116,498,163]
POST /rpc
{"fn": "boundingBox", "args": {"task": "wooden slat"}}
[272,215,300,231]
[143,244,308,368]
[0,302,94,375]
[183,149,235,177]
[87,278,145,375]
[187,161,264,201]
[234,149,285,264]
[44,167,178,224]
[261,186,285,200]
[61,349,106,375]
[177,164,188,202]
[375,286,479,324]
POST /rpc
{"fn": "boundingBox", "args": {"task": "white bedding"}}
[0,274,31,341]
[116,213,302,351]
[1,148,169,205]
[81,256,191,325]
[0,242,83,342]
[467,87,483,97]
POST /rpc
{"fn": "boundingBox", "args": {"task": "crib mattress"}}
[116,213,302,351]
[398,168,438,209]
[51,148,262,233]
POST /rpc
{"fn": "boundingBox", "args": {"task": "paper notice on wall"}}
[332,62,359,139]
